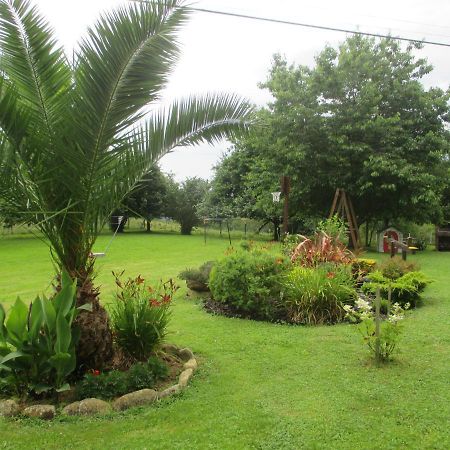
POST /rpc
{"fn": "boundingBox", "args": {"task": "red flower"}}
[149,298,161,307]
[90,369,101,376]
[326,272,335,279]
[135,275,145,285]
[161,294,171,304]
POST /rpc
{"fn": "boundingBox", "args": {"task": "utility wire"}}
[191,7,450,49]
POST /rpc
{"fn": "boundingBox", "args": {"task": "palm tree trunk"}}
[73,275,113,371]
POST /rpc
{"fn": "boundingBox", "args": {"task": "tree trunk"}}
[73,275,113,372]
[272,219,281,241]
[365,220,370,247]
[146,220,151,232]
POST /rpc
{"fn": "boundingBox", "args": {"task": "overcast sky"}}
[37,0,450,180]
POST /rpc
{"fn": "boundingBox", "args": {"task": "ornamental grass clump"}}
[282,265,357,325]
[109,272,178,361]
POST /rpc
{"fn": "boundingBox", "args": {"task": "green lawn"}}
[0,232,449,449]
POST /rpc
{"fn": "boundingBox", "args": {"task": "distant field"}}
[0,232,449,450]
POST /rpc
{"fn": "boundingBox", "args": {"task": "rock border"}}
[0,345,197,420]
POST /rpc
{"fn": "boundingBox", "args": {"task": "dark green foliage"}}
[0,272,88,396]
[165,177,209,235]
[76,357,169,400]
[362,270,431,307]
[109,273,176,361]
[209,250,289,320]
[380,257,419,280]
[179,261,214,289]
[121,165,171,231]
[282,265,357,324]
[205,35,450,231]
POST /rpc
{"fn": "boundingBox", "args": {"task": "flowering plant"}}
[110,272,178,361]
[290,232,353,267]
[345,296,409,362]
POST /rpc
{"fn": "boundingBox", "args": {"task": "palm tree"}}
[0,0,253,369]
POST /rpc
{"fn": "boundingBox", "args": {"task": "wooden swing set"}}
[329,188,360,249]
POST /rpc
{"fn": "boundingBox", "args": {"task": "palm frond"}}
[74,0,188,153]
[0,0,72,140]
[131,93,255,165]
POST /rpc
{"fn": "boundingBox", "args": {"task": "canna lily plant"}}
[0,0,254,369]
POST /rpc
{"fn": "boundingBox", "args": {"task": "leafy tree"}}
[166,177,209,234]
[208,36,450,243]
[121,165,170,232]
[0,0,253,368]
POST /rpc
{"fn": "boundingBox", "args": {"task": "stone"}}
[62,398,111,416]
[178,347,194,362]
[22,405,55,420]
[158,384,181,399]
[183,358,198,371]
[112,389,157,411]
[0,399,21,417]
[178,368,193,388]
[161,343,179,355]
[62,401,80,416]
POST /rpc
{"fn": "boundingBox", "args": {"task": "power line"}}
[191,7,450,49]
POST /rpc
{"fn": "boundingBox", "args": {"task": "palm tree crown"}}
[0,0,253,279]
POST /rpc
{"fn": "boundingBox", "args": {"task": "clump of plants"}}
[316,215,348,242]
[109,272,178,361]
[0,272,90,397]
[282,265,357,325]
[345,293,410,363]
[179,261,214,292]
[379,256,418,280]
[362,270,431,307]
[209,250,289,321]
[76,356,169,400]
[290,232,354,267]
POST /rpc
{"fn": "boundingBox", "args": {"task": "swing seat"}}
[92,252,106,258]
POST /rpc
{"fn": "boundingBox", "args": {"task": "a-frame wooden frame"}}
[329,188,360,249]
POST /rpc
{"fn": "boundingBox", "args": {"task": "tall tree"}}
[166,177,209,235]
[0,0,253,368]
[208,36,450,241]
[122,165,170,232]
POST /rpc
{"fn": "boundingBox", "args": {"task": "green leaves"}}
[0,270,82,395]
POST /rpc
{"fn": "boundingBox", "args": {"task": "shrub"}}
[76,356,168,400]
[352,258,377,276]
[209,250,289,320]
[380,257,418,280]
[0,271,89,397]
[282,265,357,325]
[179,261,214,291]
[362,270,431,307]
[290,232,353,267]
[316,215,348,241]
[109,272,177,361]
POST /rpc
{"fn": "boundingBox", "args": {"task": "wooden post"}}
[390,241,396,258]
[401,248,407,261]
[281,176,290,237]
[375,288,381,365]
[387,285,392,317]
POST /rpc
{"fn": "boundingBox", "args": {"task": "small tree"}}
[122,165,169,232]
[167,177,209,235]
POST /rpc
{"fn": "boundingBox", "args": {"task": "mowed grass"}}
[0,232,449,449]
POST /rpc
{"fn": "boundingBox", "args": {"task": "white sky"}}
[37,0,450,180]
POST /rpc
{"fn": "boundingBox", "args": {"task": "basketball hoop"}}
[272,191,282,203]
